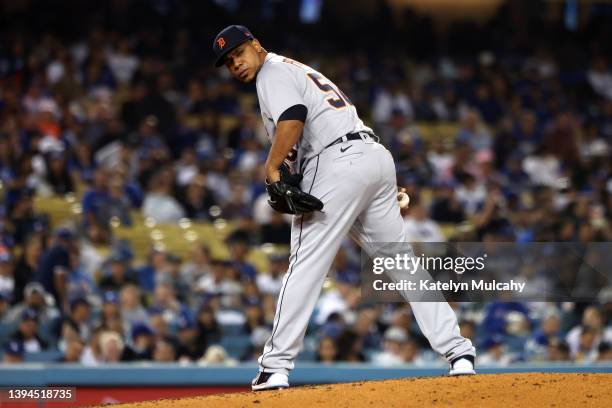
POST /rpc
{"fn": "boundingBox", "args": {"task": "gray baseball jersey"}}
[256,52,372,168]
[254,52,475,377]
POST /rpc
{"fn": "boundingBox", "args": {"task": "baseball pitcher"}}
[212,25,476,391]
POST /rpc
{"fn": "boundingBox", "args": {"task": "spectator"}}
[12,235,43,304]
[69,142,96,185]
[513,111,542,157]
[122,323,155,362]
[372,327,409,366]
[547,339,571,362]
[156,253,190,302]
[58,339,85,363]
[382,109,418,155]
[597,343,612,361]
[336,329,366,362]
[524,310,562,361]
[225,235,257,281]
[150,282,190,324]
[175,315,202,362]
[34,228,76,312]
[98,252,138,292]
[66,249,97,301]
[8,308,48,353]
[429,182,465,223]
[454,173,486,216]
[79,223,111,280]
[97,171,133,226]
[5,187,48,245]
[153,337,177,363]
[196,305,222,348]
[142,167,185,224]
[471,83,503,125]
[372,83,413,126]
[221,182,252,219]
[481,301,530,339]
[97,330,124,364]
[566,306,612,360]
[42,151,74,195]
[3,340,25,364]
[6,282,60,325]
[403,202,445,243]
[427,140,455,184]
[80,328,102,366]
[108,38,139,85]
[148,310,171,339]
[457,321,475,343]
[180,245,212,288]
[256,252,288,296]
[57,297,93,344]
[315,336,339,363]
[81,167,111,227]
[198,345,237,366]
[400,339,422,364]
[242,326,271,362]
[95,291,123,334]
[0,245,15,301]
[522,146,562,188]
[572,326,599,362]
[0,293,9,321]
[587,57,612,101]
[242,299,266,335]
[119,284,148,331]
[227,111,264,150]
[175,148,199,186]
[476,335,513,366]
[234,135,264,173]
[315,272,360,325]
[180,174,217,221]
[352,307,382,350]
[456,109,492,152]
[137,248,168,293]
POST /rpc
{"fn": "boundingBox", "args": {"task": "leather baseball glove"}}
[266,164,323,215]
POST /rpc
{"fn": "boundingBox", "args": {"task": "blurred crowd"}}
[0,1,611,366]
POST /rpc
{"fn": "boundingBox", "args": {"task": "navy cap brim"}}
[214,40,248,67]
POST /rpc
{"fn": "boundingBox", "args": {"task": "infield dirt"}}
[113,373,611,407]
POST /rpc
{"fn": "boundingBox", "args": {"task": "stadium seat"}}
[33,195,79,227]
[0,322,17,346]
[221,324,246,336]
[297,349,316,361]
[24,350,63,363]
[219,335,252,359]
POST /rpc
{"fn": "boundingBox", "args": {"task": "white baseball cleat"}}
[251,372,289,391]
[449,355,476,376]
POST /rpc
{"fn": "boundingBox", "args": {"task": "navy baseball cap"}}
[21,307,39,322]
[102,291,119,304]
[131,323,154,339]
[177,315,196,331]
[213,25,254,67]
[69,297,90,311]
[55,227,75,241]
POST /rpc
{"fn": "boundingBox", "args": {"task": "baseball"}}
[397,191,410,209]
[397,188,410,210]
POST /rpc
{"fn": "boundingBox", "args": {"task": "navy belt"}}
[324,131,378,150]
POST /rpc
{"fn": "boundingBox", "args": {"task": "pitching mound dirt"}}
[114,373,611,408]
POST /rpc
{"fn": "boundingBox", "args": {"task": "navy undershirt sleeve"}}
[278,104,307,122]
